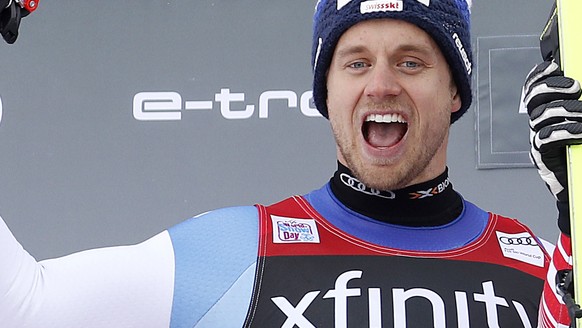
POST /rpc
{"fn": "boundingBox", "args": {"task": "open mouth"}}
[363,113,408,148]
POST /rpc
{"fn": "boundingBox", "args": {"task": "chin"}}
[353,165,407,191]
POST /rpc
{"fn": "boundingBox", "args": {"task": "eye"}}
[400,60,421,69]
[396,58,428,74]
[348,61,370,69]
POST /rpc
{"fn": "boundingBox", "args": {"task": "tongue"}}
[366,122,406,148]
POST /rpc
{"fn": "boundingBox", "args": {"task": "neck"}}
[329,162,463,226]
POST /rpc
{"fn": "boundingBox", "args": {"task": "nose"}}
[364,64,402,101]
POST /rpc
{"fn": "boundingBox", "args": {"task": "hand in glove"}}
[521,60,582,235]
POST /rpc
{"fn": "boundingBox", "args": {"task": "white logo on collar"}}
[271,216,320,244]
[337,0,430,11]
[496,231,544,267]
[340,173,396,199]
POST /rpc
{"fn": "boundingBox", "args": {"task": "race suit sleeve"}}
[539,232,573,328]
[0,215,175,328]
[0,205,259,328]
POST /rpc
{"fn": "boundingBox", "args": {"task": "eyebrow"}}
[334,43,436,60]
[396,44,436,57]
[334,45,369,60]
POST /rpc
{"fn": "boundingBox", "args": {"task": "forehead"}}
[335,18,441,55]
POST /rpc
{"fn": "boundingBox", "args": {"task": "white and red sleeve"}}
[538,232,573,328]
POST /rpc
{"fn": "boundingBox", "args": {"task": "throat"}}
[330,162,463,226]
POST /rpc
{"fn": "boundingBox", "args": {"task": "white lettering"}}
[272,291,320,328]
[473,281,509,328]
[300,91,321,117]
[360,0,403,14]
[133,89,318,121]
[416,188,434,199]
[323,270,363,328]
[455,291,470,327]
[214,88,255,120]
[133,91,182,121]
[369,288,382,328]
[342,0,430,11]
[259,90,297,118]
[393,288,446,328]
[512,300,533,328]
[452,32,472,75]
[269,271,534,327]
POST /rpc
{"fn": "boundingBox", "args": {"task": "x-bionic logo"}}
[409,177,451,199]
[133,89,320,121]
[271,270,534,327]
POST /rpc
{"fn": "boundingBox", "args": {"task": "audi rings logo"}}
[499,236,537,246]
[496,231,544,267]
[340,173,396,200]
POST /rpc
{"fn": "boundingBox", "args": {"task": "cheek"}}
[327,80,355,117]
[326,73,343,103]
[328,73,365,108]
[414,78,457,114]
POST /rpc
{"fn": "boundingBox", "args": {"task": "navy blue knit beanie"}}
[312,0,473,123]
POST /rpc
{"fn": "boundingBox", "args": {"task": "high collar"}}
[329,162,463,226]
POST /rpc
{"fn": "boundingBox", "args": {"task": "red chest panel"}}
[243,196,550,327]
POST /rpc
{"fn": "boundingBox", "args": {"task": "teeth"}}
[365,113,406,123]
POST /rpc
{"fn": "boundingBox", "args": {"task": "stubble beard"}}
[330,103,451,191]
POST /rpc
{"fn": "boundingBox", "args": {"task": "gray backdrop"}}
[0,0,559,260]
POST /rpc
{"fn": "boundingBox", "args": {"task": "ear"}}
[450,85,462,113]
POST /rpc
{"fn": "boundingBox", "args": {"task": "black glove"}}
[0,0,35,44]
[522,60,582,235]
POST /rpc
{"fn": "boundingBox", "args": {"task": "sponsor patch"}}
[360,0,403,13]
[496,231,544,267]
[271,216,320,244]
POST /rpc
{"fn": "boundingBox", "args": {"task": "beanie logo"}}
[338,0,429,10]
[360,0,403,13]
[314,38,323,70]
[452,32,472,75]
[337,0,352,10]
